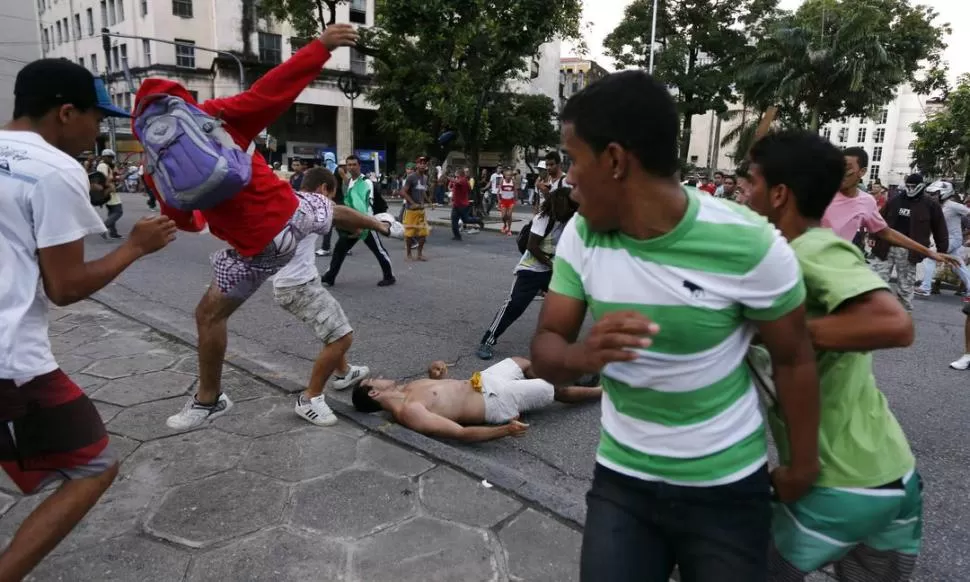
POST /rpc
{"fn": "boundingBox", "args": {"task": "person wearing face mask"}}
[870,174,957,311]
[917,181,970,299]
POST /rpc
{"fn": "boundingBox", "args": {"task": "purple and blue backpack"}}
[134,94,252,211]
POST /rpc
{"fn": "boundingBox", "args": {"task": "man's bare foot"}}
[417,256,428,262]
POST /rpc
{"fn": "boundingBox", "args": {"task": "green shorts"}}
[769,470,922,581]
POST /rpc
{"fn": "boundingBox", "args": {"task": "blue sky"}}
[564,0,968,82]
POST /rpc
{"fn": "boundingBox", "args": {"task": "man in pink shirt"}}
[822,148,959,310]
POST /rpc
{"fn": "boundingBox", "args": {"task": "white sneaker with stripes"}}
[331,365,370,391]
[295,394,338,427]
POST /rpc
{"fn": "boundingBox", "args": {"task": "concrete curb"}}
[90,290,586,528]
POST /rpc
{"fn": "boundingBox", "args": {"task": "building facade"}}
[559,57,609,107]
[34,0,385,171]
[1,3,42,121]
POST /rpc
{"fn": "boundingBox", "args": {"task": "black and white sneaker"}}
[295,394,338,426]
[331,365,370,391]
[165,393,234,430]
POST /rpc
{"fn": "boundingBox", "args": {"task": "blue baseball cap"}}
[14,58,131,118]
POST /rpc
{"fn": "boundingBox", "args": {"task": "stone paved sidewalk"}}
[0,301,581,582]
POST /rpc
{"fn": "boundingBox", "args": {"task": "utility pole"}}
[648,0,659,74]
[101,28,117,153]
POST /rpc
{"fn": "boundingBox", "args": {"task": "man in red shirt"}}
[450,168,483,241]
[135,25,390,430]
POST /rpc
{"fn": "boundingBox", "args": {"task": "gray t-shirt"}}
[404,173,428,209]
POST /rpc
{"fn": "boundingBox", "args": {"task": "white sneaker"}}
[331,365,370,391]
[295,394,338,427]
[315,249,331,257]
[166,393,234,430]
[949,354,970,370]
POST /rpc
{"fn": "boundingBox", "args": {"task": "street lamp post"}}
[338,71,362,157]
[648,0,659,74]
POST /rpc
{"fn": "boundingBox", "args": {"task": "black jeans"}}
[320,230,332,252]
[103,203,123,236]
[480,270,552,346]
[451,206,484,238]
[581,464,772,582]
[322,231,394,283]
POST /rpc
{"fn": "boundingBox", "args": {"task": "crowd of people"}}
[1,20,967,582]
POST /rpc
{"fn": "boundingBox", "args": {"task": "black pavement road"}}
[88,194,970,580]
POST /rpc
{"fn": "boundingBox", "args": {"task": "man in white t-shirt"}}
[0,59,177,580]
[534,152,569,213]
[273,167,383,427]
[488,167,503,214]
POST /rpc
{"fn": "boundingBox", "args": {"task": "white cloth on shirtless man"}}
[477,358,555,424]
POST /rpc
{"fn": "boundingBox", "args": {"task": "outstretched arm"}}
[332,206,390,236]
[397,403,525,442]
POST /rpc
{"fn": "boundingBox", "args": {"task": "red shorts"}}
[499,198,516,210]
[0,370,114,494]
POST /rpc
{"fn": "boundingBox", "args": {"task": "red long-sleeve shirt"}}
[133,41,333,256]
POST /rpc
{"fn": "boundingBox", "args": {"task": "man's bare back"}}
[353,358,601,442]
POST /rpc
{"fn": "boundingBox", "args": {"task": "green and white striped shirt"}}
[550,188,805,486]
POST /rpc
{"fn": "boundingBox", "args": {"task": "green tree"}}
[737,0,948,131]
[604,0,779,166]
[485,93,559,169]
[910,74,970,187]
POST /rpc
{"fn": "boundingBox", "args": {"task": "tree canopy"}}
[604,0,779,165]
[737,0,949,130]
[910,74,970,186]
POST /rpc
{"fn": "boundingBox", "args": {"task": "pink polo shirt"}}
[822,190,888,242]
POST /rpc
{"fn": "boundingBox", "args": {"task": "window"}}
[837,127,848,144]
[124,93,132,111]
[350,47,367,74]
[874,128,885,144]
[86,8,94,35]
[258,32,282,64]
[42,29,50,52]
[175,39,195,68]
[38,0,44,14]
[350,0,366,24]
[116,0,124,22]
[822,127,831,140]
[877,109,888,125]
[91,53,98,73]
[62,18,69,41]
[120,44,128,69]
[141,0,148,16]
[100,1,108,27]
[79,56,85,69]
[143,39,152,64]
[290,37,308,55]
[187,90,199,102]
[107,0,116,24]
[857,127,867,143]
[111,46,120,71]
[872,146,883,162]
[73,14,81,38]
[173,0,193,18]
[56,21,62,44]
[870,165,880,181]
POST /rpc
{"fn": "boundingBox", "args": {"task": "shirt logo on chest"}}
[683,280,704,298]
[898,208,911,218]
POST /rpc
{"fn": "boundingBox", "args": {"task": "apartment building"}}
[1,4,42,121]
[34,0,386,170]
[559,57,609,106]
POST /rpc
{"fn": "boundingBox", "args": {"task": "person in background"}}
[698,173,717,195]
[289,158,305,191]
[450,168,483,241]
[96,149,123,240]
[401,156,431,261]
[871,182,888,211]
[721,175,738,201]
[917,181,970,299]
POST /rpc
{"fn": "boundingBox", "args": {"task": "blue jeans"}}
[581,463,772,582]
[451,205,483,238]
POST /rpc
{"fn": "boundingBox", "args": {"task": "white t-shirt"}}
[515,213,566,274]
[489,172,503,194]
[538,174,568,206]
[273,234,319,289]
[942,200,969,249]
[0,130,108,380]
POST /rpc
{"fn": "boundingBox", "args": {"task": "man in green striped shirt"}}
[530,71,821,582]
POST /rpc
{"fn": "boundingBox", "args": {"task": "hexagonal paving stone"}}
[241,427,356,482]
[109,434,141,462]
[84,353,177,380]
[49,325,111,354]
[56,354,92,375]
[357,436,434,477]
[289,468,415,538]
[72,373,105,392]
[213,396,304,438]
[0,491,14,516]
[94,401,124,424]
[71,336,160,360]
[47,319,78,336]
[186,528,348,582]
[355,517,497,582]
[419,466,521,528]
[146,470,286,548]
[123,429,249,488]
[499,509,582,582]
[221,370,278,401]
[107,397,202,442]
[90,371,196,407]
[171,356,199,376]
[29,535,190,582]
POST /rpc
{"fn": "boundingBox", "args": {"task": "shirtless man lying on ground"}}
[351,357,601,442]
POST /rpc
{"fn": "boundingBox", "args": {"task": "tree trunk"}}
[809,106,821,132]
[679,113,693,168]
